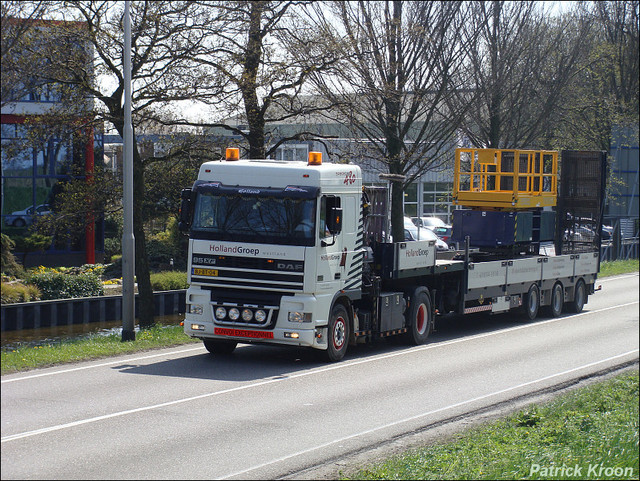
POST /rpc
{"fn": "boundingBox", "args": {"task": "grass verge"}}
[345,369,639,480]
[1,325,199,375]
[1,260,638,376]
[599,259,639,278]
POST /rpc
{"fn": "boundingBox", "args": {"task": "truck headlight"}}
[228,307,240,321]
[242,309,253,321]
[189,304,203,315]
[288,312,312,323]
[215,306,227,320]
[255,309,267,322]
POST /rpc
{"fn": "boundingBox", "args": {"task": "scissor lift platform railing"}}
[453,148,558,210]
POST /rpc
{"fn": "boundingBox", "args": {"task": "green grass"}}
[1,325,199,375]
[345,370,639,480]
[599,259,639,278]
[1,259,637,376]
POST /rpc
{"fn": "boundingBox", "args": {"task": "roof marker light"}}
[226,148,240,161]
[308,152,322,165]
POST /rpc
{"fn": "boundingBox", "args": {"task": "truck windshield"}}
[191,192,316,246]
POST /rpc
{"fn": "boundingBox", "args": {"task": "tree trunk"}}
[390,179,405,242]
[388,160,405,243]
[244,1,266,159]
[133,152,155,328]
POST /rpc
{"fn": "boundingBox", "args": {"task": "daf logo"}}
[277,262,303,271]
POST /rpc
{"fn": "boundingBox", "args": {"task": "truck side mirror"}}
[327,206,342,235]
[178,188,192,232]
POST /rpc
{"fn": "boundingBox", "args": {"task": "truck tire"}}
[325,303,350,362]
[545,282,564,318]
[568,279,586,313]
[203,339,237,355]
[523,284,540,320]
[405,288,432,345]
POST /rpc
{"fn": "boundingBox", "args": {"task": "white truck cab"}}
[181,150,366,360]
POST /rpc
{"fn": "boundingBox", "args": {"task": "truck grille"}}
[191,254,304,292]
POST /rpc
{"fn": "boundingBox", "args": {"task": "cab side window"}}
[319,195,341,238]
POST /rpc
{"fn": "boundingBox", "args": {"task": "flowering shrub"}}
[1,264,186,303]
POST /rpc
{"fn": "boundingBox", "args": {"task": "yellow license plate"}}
[193,268,218,277]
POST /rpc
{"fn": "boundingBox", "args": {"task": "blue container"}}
[452,210,533,247]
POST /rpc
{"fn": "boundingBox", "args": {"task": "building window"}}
[404,182,418,217]
[273,143,309,162]
[422,181,454,223]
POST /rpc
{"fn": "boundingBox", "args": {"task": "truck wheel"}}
[406,288,432,345]
[523,284,540,320]
[325,303,350,362]
[203,339,237,355]
[568,279,586,313]
[545,283,564,318]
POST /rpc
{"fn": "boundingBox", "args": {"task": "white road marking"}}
[2,301,638,444]
[1,346,204,384]
[218,350,639,479]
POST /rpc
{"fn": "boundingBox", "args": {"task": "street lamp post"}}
[121,0,135,341]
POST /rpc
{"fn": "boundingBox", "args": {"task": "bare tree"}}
[289,1,471,241]
[8,1,219,327]
[556,1,639,151]
[162,0,342,160]
[455,1,591,149]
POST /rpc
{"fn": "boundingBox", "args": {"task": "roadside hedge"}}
[150,271,188,290]
[25,270,104,300]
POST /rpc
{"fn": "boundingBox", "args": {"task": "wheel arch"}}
[330,292,355,344]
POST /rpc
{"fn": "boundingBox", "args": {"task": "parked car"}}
[564,213,612,242]
[4,204,52,227]
[432,225,453,244]
[404,217,449,251]
[411,216,447,231]
[563,226,596,243]
[601,224,613,240]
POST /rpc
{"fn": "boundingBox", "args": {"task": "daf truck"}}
[179,148,605,362]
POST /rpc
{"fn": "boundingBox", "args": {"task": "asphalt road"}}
[2,273,638,480]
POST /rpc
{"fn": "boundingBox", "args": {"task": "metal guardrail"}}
[1,290,186,332]
[600,217,639,262]
[601,238,640,261]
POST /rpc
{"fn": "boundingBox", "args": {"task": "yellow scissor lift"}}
[451,148,559,252]
[453,148,558,210]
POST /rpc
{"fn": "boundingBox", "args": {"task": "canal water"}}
[1,314,185,352]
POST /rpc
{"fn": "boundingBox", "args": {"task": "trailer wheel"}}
[545,282,564,318]
[406,288,432,345]
[203,339,237,355]
[568,279,586,313]
[325,303,350,362]
[523,284,540,320]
